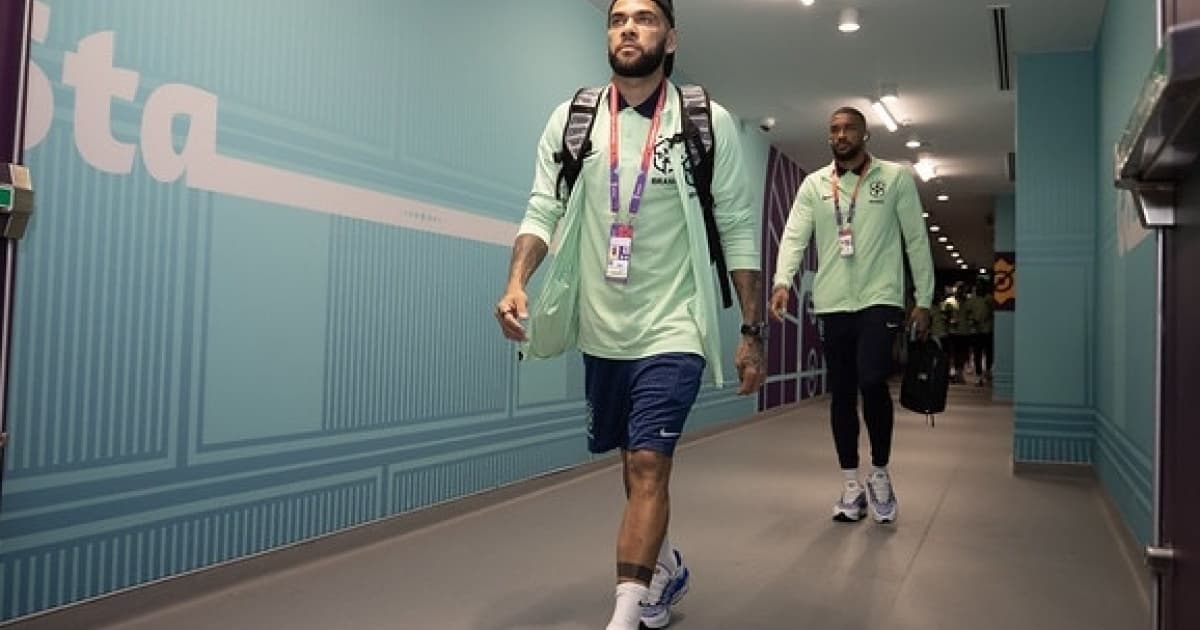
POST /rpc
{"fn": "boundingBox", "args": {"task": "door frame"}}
[0,0,34,505]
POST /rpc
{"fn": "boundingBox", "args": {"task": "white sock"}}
[842,469,859,483]
[606,582,649,630]
[657,536,678,573]
[871,465,888,477]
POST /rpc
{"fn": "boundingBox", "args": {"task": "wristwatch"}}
[740,322,768,340]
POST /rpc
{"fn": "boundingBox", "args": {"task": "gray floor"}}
[101,385,1151,630]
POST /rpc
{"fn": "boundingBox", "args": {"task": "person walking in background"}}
[964,278,995,385]
[770,106,935,525]
[947,282,973,384]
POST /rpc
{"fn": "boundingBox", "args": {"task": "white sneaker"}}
[832,479,868,522]
[867,470,898,524]
[639,549,689,629]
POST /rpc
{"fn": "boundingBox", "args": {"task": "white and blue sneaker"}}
[639,549,689,629]
[833,479,868,522]
[867,470,898,524]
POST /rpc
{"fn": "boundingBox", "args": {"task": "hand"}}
[768,286,790,322]
[908,307,931,340]
[735,337,767,395]
[495,287,529,341]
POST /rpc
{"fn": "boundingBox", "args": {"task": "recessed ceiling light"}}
[838,7,861,32]
[905,138,922,149]
[930,225,941,232]
[979,268,989,274]
[922,211,930,219]
[938,236,949,243]
[936,193,950,202]
[951,251,961,258]
[961,264,970,270]
[945,244,955,250]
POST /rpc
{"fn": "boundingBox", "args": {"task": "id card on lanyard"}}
[831,158,869,258]
[604,82,667,283]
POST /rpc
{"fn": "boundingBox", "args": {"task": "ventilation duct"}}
[990,6,1012,91]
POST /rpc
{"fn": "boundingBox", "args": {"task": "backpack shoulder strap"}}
[676,84,714,157]
[676,85,733,309]
[553,86,605,202]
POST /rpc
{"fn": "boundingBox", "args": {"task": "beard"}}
[609,38,668,78]
[831,141,864,162]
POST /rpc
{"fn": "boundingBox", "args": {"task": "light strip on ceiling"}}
[838,8,861,32]
[871,100,898,132]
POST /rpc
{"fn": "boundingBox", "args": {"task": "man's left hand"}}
[908,307,931,340]
[735,337,767,395]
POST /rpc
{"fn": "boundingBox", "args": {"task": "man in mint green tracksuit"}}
[493,1,766,628]
[770,107,934,525]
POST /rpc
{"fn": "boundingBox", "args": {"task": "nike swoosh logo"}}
[657,429,682,438]
[886,322,901,329]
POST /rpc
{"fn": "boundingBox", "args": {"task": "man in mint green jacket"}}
[770,107,934,526]
[493,2,765,628]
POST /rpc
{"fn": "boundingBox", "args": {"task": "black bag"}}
[900,336,950,426]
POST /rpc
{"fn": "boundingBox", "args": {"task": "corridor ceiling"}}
[589,0,1108,271]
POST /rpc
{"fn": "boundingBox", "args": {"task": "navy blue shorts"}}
[583,352,706,456]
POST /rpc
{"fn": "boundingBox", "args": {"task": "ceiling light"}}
[838,8,861,32]
[905,138,922,149]
[951,251,961,258]
[799,0,815,6]
[938,236,948,243]
[930,225,941,232]
[913,158,938,182]
[922,211,930,219]
[880,83,899,104]
[961,264,970,270]
[936,193,950,202]
[945,244,955,250]
[871,100,898,132]
[979,268,989,274]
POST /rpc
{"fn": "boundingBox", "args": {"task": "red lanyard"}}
[609,82,667,219]
[831,158,870,227]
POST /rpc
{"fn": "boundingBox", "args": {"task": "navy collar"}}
[834,158,869,177]
[617,81,666,119]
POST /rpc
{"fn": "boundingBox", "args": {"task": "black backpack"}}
[900,336,950,426]
[551,84,732,308]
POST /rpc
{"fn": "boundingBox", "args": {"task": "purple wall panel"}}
[760,148,824,412]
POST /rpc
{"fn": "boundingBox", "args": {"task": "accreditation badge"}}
[838,227,855,258]
[605,223,634,282]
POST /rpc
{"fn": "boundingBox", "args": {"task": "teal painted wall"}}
[0,0,769,620]
[1013,51,1098,464]
[1010,0,1159,546]
[992,194,1014,401]
[1092,0,1157,545]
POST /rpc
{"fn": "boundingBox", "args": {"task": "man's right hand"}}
[769,286,790,322]
[495,287,529,341]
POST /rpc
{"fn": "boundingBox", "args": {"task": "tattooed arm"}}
[730,269,767,395]
[495,234,549,342]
